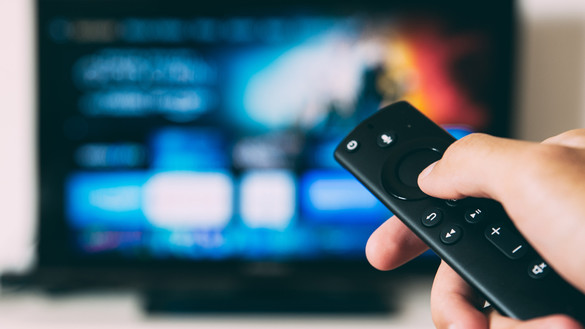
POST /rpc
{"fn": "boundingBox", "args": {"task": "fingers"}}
[417,133,585,292]
[417,130,585,202]
[365,215,428,270]
[365,131,585,328]
[369,130,585,328]
[430,262,584,329]
[487,311,584,329]
[431,261,488,329]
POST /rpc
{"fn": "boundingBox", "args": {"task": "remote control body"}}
[334,101,585,322]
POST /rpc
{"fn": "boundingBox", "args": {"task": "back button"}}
[422,208,443,227]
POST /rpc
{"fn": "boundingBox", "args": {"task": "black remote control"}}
[334,101,585,322]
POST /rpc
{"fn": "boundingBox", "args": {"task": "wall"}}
[517,0,585,140]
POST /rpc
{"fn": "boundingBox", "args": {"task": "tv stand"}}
[143,288,396,314]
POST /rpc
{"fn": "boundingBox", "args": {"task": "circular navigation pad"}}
[381,143,444,200]
[398,149,442,188]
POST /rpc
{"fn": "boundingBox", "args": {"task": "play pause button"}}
[441,225,463,245]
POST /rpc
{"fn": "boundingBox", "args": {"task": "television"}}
[32,0,516,312]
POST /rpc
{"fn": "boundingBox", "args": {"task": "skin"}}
[365,129,585,329]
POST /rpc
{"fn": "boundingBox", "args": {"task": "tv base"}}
[142,289,396,314]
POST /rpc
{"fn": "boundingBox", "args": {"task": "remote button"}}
[528,260,551,279]
[485,224,528,259]
[377,131,396,148]
[346,140,359,152]
[464,208,485,223]
[445,199,459,207]
[380,138,449,201]
[441,225,462,245]
[422,208,443,227]
[397,149,442,188]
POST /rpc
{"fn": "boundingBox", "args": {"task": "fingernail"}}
[419,161,437,180]
[448,324,461,329]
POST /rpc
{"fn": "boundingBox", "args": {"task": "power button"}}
[346,140,359,152]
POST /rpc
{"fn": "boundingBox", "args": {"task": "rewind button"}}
[440,225,463,245]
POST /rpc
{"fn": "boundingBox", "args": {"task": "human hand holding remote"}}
[366,130,585,329]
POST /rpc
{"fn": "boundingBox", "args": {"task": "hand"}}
[366,130,585,329]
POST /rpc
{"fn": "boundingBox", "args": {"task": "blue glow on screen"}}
[67,172,148,230]
[66,167,389,259]
[307,138,345,168]
[149,128,228,170]
[301,170,391,224]
[445,126,473,140]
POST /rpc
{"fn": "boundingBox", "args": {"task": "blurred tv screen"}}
[37,0,515,269]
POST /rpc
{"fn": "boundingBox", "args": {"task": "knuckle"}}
[546,128,585,140]
[544,128,585,148]
[441,133,492,162]
[544,315,583,329]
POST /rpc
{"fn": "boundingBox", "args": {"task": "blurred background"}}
[0,0,584,328]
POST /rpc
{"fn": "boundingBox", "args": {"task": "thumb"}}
[417,133,529,202]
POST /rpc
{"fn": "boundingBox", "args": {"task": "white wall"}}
[0,0,585,274]
[516,0,585,140]
[0,0,36,274]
